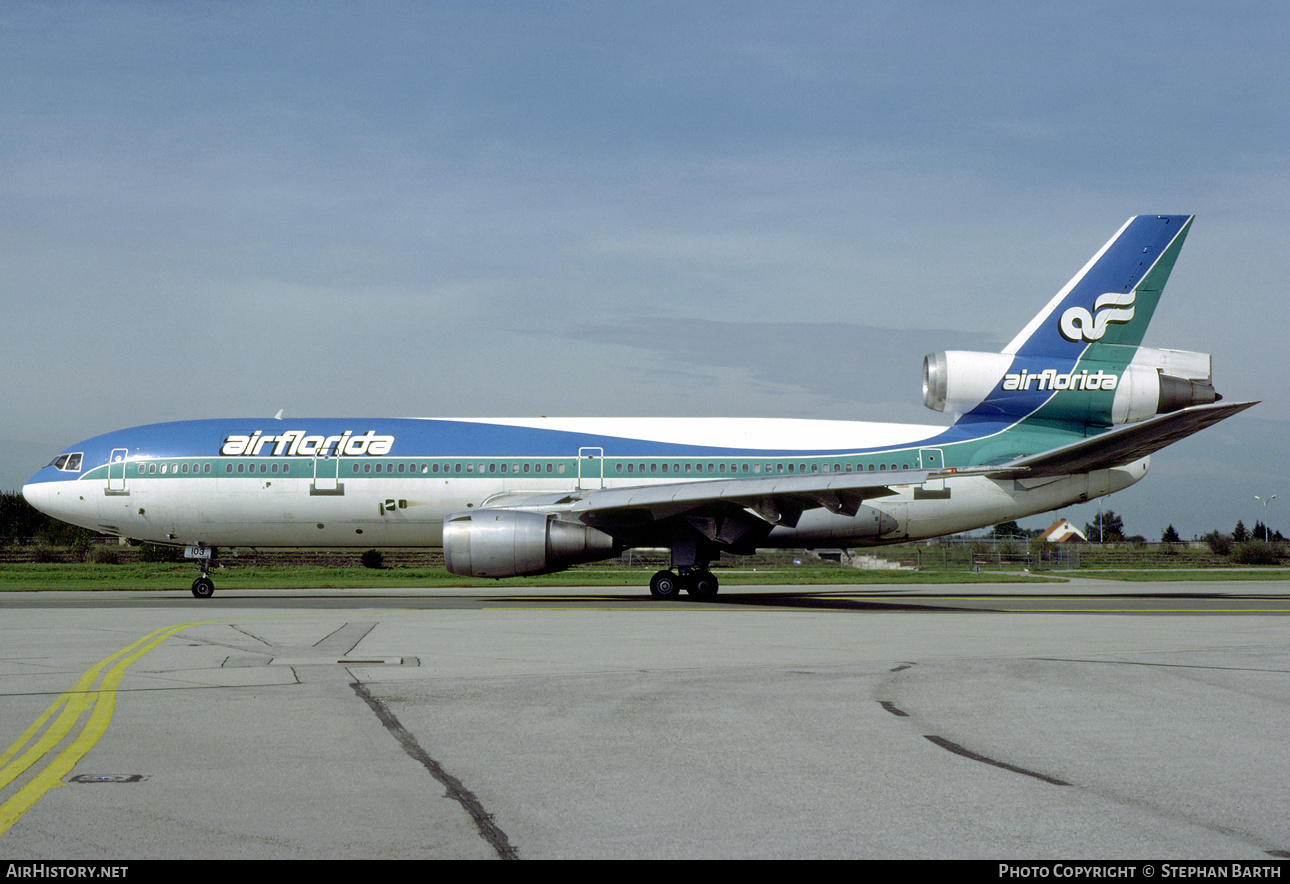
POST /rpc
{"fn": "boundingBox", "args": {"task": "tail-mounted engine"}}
[923,348,1219,426]
[443,510,621,578]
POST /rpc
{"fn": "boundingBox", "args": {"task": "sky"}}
[2,1,1287,541]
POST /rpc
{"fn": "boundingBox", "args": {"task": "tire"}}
[686,570,719,599]
[191,577,215,599]
[649,570,681,599]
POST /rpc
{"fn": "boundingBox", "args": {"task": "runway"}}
[1,579,1287,859]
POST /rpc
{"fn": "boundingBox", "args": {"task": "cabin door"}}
[578,447,604,490]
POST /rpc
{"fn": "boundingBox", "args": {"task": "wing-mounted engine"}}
[923,348,1219,427]
[442,510,621,578]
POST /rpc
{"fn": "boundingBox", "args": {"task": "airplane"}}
[23,214,1256,599]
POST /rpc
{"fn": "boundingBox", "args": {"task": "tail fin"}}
[925,215,1217,429]
[1003,214,1193,358]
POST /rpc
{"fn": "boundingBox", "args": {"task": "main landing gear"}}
[649,568,719,600]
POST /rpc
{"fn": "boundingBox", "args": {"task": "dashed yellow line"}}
[0,620,211,837]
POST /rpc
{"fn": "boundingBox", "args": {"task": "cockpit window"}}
[48,453,84,472]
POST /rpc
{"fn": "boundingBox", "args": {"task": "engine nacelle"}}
[922,351,1014,415]
[442,510,621,578]
[923,348,1218,426]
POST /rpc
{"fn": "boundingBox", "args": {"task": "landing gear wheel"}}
[649,570,682,600]
[685,570,719,599]
[191,577,215,599]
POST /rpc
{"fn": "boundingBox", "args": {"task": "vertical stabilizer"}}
[1003,215,1192,358]
[952,215,1196,427]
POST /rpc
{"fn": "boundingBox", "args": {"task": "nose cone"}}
[23,468,96,531]
[22,472,56,518]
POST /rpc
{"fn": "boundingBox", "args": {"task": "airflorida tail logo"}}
[1059,291,1136,343]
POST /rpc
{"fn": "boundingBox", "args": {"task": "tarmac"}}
[1,579,1287,859]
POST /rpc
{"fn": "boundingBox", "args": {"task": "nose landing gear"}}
[186,545,219,598]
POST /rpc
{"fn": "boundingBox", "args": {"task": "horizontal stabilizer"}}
[985,400,1258,479]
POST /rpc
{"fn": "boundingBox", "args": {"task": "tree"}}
[0,490,45,541]
[1161,525,1181,543]
[1233,520,1249,543]
[1084,510,1124,543]
[1204,530,1233,556]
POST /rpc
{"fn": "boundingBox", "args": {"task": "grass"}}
[1070,568,1290,582]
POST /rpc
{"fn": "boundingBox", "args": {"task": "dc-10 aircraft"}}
[24,215,1255,599]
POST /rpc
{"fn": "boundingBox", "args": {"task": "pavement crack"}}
[351,681,518,860]
[923,734,1071,786]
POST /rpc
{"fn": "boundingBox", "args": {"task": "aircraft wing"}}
[570,469,934,527]
[489,468,937,529]
[985,400,1259,479]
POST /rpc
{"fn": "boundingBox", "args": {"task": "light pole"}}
[1255,495,1277,540]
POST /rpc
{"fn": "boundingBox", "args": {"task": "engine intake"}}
[443,510,621,578]
[923,348,1218,426]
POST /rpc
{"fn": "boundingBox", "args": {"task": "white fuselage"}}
[23,413,1149,551]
